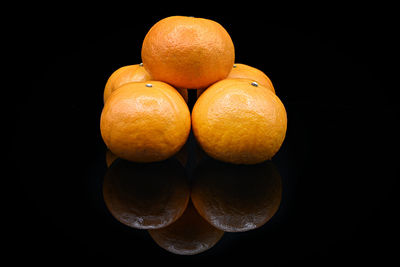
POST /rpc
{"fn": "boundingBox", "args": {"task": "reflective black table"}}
[11,11,398,266]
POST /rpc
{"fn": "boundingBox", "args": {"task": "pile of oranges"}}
[100,16,287,165]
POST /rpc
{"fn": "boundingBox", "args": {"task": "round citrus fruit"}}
[192,78,287,164]
[141,16,235,89]
[228,63,275,93]
[197,63,275,97]
[100,81,191,163]
[103,64,152,103]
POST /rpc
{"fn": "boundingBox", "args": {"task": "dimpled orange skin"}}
[100,81,191,163]
[103,64,152,103]
[228,63,275,93]
[192,78,287,165]
[141,16,235,89]
[196,63,275,97]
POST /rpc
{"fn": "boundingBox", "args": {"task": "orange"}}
[197,63,275,97]
[141,16,235,89]
[228,63,275,93]
[104,64,189,103]
[100,81,191,163]
[103,64,151,103]
[192,78,287,165]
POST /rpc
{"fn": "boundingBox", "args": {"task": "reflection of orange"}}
[105,149,118,167]
[103,159,189,229]
[100,81,191,163]
[192,78,287,164]
[103,64,151,103]
[148,201,224,255]
[191,159,282,232]
[141,16,235,89]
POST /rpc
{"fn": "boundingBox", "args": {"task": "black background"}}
[9,4,398,266]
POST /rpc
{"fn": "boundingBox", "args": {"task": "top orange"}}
[141,16,235,89]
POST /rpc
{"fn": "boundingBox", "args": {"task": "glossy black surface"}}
[11,8,398,266]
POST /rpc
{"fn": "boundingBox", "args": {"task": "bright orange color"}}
[197,63,275,97]
[100,81,191,163]
[103,64,152,103]
[192,79,287,165]
[104,64,188,103]
[141,16,235,89]
[228,63,275,93]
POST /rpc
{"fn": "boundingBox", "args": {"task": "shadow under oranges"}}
[102,158,190,229]
[191,159,282,232]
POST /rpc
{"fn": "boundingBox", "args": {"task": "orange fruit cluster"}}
[100,16,287,165]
